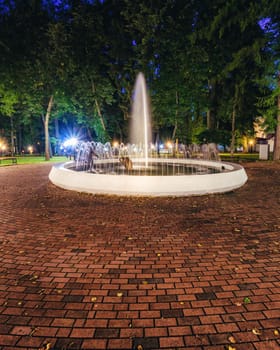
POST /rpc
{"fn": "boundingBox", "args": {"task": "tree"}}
[257,0,280,160]
[0,0,68,159]
[1,0,280,156]
[68,0,117,142]
[0,0,47,154]
[0,84,19,154]
[190,0,267,151]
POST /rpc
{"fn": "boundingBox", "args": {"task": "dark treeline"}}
[0,0,280,160]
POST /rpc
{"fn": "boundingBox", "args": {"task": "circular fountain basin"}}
[49,158,248,197]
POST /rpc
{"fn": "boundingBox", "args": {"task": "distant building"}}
[254,117,274,152]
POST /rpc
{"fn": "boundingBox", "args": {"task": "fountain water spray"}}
[130,72,152,167]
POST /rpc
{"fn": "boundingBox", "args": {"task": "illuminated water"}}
[73,160,221,176]
[130,72,152,167]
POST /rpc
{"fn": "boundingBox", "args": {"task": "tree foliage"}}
[0,0,280,158]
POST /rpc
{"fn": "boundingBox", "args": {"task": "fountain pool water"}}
[49,73,248,196]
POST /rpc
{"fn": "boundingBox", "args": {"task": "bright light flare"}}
[63,137,78,147]
[0,144,6,150]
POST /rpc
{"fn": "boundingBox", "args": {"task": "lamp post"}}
[249,139,254,153]
[0,143,6,156]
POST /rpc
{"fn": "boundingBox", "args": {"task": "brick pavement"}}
[0,161,279,350]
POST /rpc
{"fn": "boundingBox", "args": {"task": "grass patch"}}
[220,153,258,162]
[16,156,67,165]
[0,155,68,166]
[220,152,269,162]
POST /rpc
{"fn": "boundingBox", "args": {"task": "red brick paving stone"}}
[177,316,200,326]
[51,317,75,327]
[260,318,280,328]
[245,302,268,311]
[215,322,240,333]
[133,318,154,327]
[2,348,29,350]
[199,314,223,324]
[234,345,257,350]
[120,327,144,338]
[131,337,156,350]
[159,336,185,348]
[204,306,226,315]
[184,334,210,347]
[0,325,13,335]
[264,309,280,318]
[16,336,45,348]
[0,335,20,347]
[183,307,204,316]
[1,162,280,349]
[192,324,217,335]
[203,346,230,350]
[208,332,233,345]
[69,327,95,338]
[254,341,280,350]
[143,326,167,338]
[107,338,133,349]
[54,338,84,349]
[94,328,120,338]
[82,339,108,349]
[56,327,72,337]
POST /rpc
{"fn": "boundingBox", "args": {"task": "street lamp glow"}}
[166,141,173,149]
[0,143,6,152]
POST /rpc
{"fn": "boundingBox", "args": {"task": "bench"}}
[0,157,17,165]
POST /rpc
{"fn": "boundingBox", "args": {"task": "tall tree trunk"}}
[172,90,179,140]
[172,121,177,141]
[10,115,15,156]
[18,124,22,154]
[230,85,238,156]
[207,79,217,129]
[91,80,106,131]
[54,118,60,139]
[273,74,280,160]
[86,127,93,140]
[230,109,236,156]
[43,95,54,161]
[54,118,60,155]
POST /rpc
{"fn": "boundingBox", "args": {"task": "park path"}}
[0,161,279,349]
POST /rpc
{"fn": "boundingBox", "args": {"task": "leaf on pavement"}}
[228,335,236,343]
[252,328,262,335]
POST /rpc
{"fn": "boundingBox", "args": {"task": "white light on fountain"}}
[63,137,78,147]
[130,72,152,167]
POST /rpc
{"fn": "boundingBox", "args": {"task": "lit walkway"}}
[0,161,279,349]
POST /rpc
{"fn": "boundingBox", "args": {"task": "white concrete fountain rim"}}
[49,158,248,197]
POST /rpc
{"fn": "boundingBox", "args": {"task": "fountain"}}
[130,72,152,167]
[49,73,247,196]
